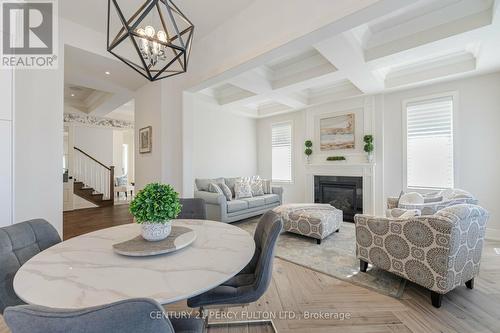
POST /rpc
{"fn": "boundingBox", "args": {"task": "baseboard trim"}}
[485,228,500,241]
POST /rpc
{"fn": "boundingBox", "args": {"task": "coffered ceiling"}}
[197,0,500,118]
[61,0,255,38]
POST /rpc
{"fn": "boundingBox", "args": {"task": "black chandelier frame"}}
[107,0,194,81]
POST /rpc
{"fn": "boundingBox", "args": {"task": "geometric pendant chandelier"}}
[107,0,194,81]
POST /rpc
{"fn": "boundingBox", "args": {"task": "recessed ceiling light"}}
[105,71,111,75]
[71,93,75,97]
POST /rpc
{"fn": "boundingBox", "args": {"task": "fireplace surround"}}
[314,175,363,222]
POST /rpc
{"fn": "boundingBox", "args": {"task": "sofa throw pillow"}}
[423,195,443,203]
[251,180,264,196]
[224,177,241,197]
[399,192,424,206]
[116,175,128,186]
[235,181,253,199]
[399,209,421,219]
[208,182,223,196]
[218,182,232,201]
[196,178,224,191]
[262,179,272,194]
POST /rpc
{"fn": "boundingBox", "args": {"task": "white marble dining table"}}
[13,219,256,309]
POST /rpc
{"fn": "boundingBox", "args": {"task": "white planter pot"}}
[367,152,374,163]
[141,222,172,241]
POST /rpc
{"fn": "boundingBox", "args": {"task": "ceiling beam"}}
[364,5,494,61]
[226,67,309,109]
[218,69,344,110]
[227,69,272,94]
[314,32,384,94]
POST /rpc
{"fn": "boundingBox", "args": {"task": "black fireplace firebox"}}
[314,176,363,222]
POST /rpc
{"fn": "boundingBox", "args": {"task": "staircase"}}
[73,147,115,207]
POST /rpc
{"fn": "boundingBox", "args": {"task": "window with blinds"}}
[272,122,292,183]
[405,95,454,189]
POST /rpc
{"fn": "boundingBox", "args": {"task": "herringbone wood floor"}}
[1,205,499,332]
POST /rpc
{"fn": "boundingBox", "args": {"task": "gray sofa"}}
[194,177,283,223]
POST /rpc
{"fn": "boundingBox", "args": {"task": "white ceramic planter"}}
[367,152,374,163]
[141,222,172,241]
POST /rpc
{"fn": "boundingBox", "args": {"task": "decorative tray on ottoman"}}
[113,226,196,257]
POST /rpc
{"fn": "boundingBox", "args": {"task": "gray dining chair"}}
[0,219,61,313]
[187,210,282,331]
[178,198,207,220]
[4,298,205,333]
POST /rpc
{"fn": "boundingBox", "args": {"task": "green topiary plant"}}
[304,140,313,156]
[129,183,182,224]
[363,135,374,153]
[326,156,346,161]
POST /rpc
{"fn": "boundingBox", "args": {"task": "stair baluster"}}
[72,147,115,207]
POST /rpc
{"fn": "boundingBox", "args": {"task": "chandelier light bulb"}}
[144,26,155,38]
[157,30,167,43]
[136,28,145,36]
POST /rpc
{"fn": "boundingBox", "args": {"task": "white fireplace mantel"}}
[305,163,376,215]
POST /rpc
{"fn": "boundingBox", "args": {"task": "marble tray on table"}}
[112,226,196,257]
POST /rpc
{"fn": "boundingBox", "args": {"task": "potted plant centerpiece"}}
[129,183,182,241]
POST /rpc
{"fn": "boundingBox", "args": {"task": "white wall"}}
[193,97,257,179]
[73,125,113,166]
[123,129,135,183]
[14,66,64,235]
[134,82,163,191]
[112,129,135,179]
[383,72,500,237]
[0,69,13,227]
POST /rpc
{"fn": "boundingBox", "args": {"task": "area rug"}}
[233,218,407,298]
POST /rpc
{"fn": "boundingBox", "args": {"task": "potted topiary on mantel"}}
[129,183,182,241]
[304,140,313,164]
[364,135,374,163]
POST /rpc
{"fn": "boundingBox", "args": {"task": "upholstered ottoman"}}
[274,204,343,244]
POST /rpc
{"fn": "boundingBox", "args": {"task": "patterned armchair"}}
[387,189,478,216]
[354,204,489,308]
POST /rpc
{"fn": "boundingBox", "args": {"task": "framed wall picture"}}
[139,126,152,154]
[319,113,355,151]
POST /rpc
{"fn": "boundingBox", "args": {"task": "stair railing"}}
[73,147,114,201]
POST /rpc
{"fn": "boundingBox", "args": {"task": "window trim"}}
[271,120,294,184]
[402,91,459,192]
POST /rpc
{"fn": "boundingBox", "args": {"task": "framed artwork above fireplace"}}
[319,113,355,151]
[312,108,364,161]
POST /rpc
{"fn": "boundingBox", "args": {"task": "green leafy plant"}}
[129,183,182,224]
[363,135,374,153]
[326,156,346,161]
[304,140,313,156]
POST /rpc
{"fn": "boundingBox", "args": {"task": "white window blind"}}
[272,122,292,182]
[406,96,454,189]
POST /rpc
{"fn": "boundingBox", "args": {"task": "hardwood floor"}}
[62,204,133,240]
[1,205,499,332]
